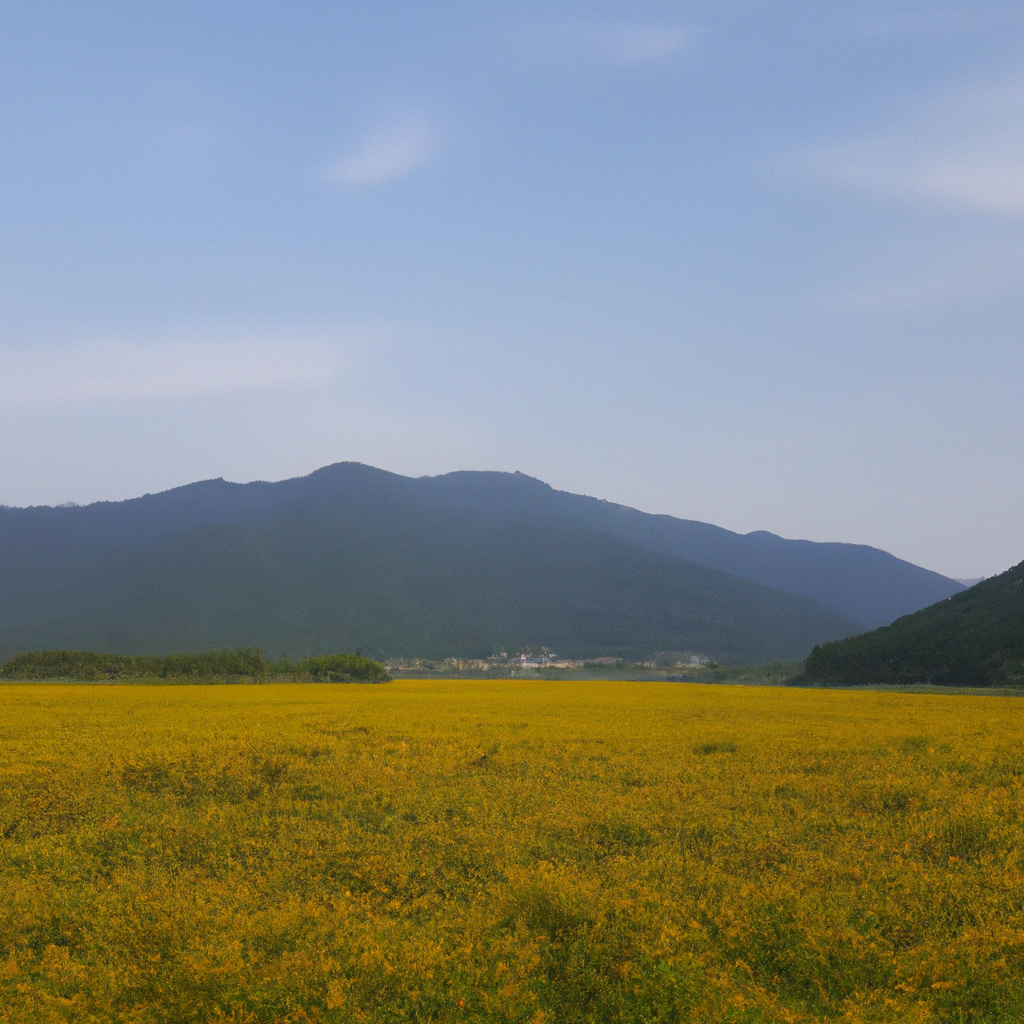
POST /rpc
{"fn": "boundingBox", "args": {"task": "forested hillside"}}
[0,464,870,663]
[805,561,1024,686]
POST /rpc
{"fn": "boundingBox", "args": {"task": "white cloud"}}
[0,333,343,406]
[535,19,690,66]
[600,26,690,64]
[323,115,436,186]
[788,78,1024,217]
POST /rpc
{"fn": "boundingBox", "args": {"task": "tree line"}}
[0,648,390,683]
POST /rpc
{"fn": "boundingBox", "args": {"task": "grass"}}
[1,680,1024,1022]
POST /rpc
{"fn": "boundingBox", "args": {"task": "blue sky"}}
[1,1,1022,579]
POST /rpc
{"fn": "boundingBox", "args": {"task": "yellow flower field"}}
[1,680,1023,1023]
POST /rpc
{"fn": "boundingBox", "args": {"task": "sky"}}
[1,1,1022,580]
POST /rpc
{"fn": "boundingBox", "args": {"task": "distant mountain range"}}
[805,563,1024,687]
[0,463,964,664]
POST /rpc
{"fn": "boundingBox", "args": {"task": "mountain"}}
[0,462,958,663]
[804,561,1024,687]
[432,474,962,630]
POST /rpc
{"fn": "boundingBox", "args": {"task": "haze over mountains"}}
[0,463,964,664]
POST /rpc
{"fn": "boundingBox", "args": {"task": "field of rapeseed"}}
[1,681,1023,1023]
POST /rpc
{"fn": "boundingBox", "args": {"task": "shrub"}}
[296,653,390,683]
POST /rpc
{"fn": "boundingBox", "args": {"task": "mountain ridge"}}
[4,461,961,628]
[0,462,963,663]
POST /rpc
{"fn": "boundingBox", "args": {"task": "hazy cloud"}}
[789,78,1024,216]
[323,115,436,185]
[0,334,343,406]
[533,19,690,66]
